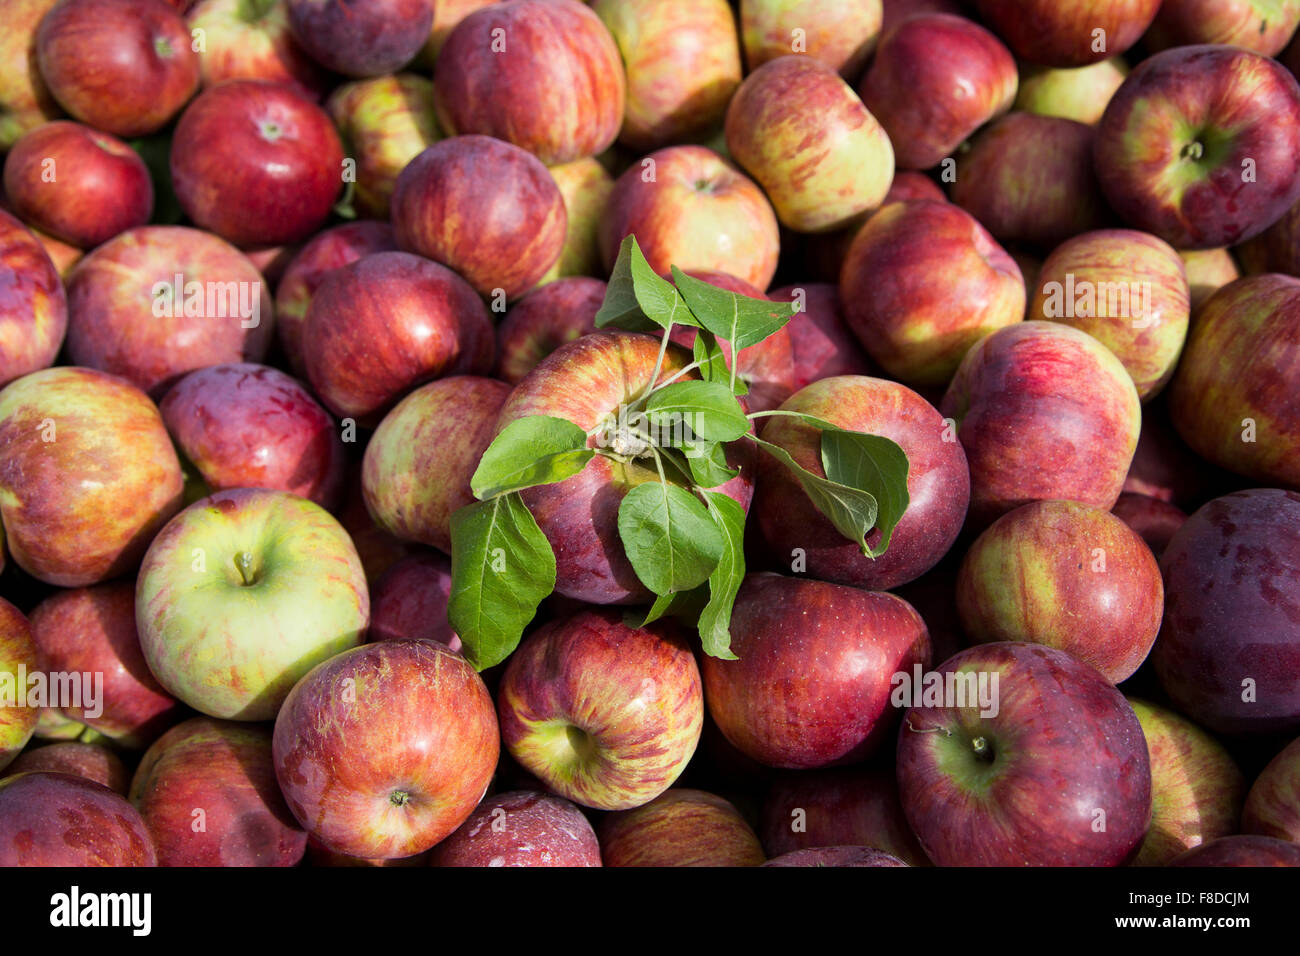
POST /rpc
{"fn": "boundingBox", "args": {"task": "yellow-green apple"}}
[0,771,156,865]
[727,55,894,232]
[66,225,273,397]
[0,598,38,772]
[765,846,907,866]
[1015,58,1128,126]
[971,0,1159,68]
[496,277,605,384]
[767,283,872,389]
[0,208,65,388]
[756,375,970,589]
[1171,834,1300,866]
[36,0,199,137]
[327,73,441,220]
[170,80,344,246]
[593,0,741,151]
[273,639,499,859]
[362,376,511,553]
[539,157,615,285]
[1146,0,1300,56]
[1111,492,1187,559]
[839,199,1025,387]
[392,135,567,300]
[30,581,180,749]
[1125,697,1244,866]
[0,0,63,150]
[303,252,495,423]
[760,764,928,864]
[1180,247,1239,314]
[956,500,1162,683]
[953,112,1110,246]
[0,366,183,585]
[1154,489,1300,735]
[2,741,128,793]
[273,220,396,376]
[1167,275,1300,488]
[287,0,432,77]
[433,0,625,165]
[160,362,346,509]
[131,716,307,866]
[899,642,1152,865]
[599,145,780,292]
[185,0,328,99]
[940,321,1141,526]
[428,790,601,867]
[740,0,880,78]
[1094,46,1300,250]
[497,609,703,810]
[1243,736,1300,843]
[703,574,930,768]
[1030,229,1189,401]
[598,788,765,866]
[369,551,459,652]
[136,488,369,721]
[860,14,1016,172]
[3,121,152,248]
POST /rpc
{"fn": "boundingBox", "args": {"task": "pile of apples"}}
[0,0,1299,868]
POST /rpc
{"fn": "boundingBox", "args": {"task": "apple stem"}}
[234,551,257,587]
[1181,141,1204,161]
[970,736,995,763]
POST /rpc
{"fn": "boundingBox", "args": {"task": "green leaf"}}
[752,436,880,556]
[629,244,697,330]
[681,440,739,489]
[594,236,655,332]
[821,431,910,557]
[448,494,556,670]
[617,481,724,595]
[697,492,746,660]
[671,266,796,351]
[692,328,747,396]
[471,415,593,499]
[645,380,749,443]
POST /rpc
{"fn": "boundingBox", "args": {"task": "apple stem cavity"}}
[389,790,410,808]
[233,551,258,587]
[1181,141,1204,161]
[970,736,995,763]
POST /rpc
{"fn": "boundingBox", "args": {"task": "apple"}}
[0,598,39,772]
[597,789,766,866]
[302,251,495,423]
[1094,45,1300,250]
[839,199,1025,387]
[368,551,459,653]
[497,609,703,811]
[0,366,183,586]
[879,0,964,36]
[287,0,431,77]
[767,283,872,389]
[2,742,129,793]
[36,0,199,137]
[1111,493,1187,560]
[764,846,907,867]
[971,0,1160,68]
[0,208,65,388]
[434,0,625,165]
[136,487,369,721]
[727,55,893,232]
[171,79,344,247]
[66,225,273,397]
[30,581,181,749]
[593,0,741,151]
[956,500,1163,683]
[1170,835,1300,866]
[0,771,156,865]
[599,145,780,293]
[274,639,499,859]
[1167,275,1300,489]
[952,112,1110,247]
[1243,736,1300,843]
[1154,489,1300,736]
[539,158,615,285]
[1146,0,1300,57]
[860,14,1016,172]
[740,0,881,79]
[495,277,606,384]
[392,135,567,300]
[338,460,416,586]
[160,362,346,509]
[759,764,928,865]
[304,837,431,867]
[131,716,307,866]
[897,642,1152,866]
[3,121,152,249]
[272,220,397,377]
[326,73,441,220]
[0,0,63,151]
[24,223,82,278]
[428,790,601,867]
[1014,58,1129,126]
[756,375,970,590]
[940,321,1141,527]
[361,375,511,553]
[883,171,946,205]
[1123,400,1221,508]
[186,0,328,99]
[1229,196,1299,276]
[421,0,499,64]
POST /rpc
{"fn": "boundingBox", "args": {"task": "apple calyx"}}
[1180,140,1205,161]
[389,790,411,808]
[970,736,995,763]
[233,550,258,587]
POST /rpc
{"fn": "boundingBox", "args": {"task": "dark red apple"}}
[1146,0,1300,59]
[763,846,907,867]
[428,790,601,867]
[1111,492,1186,559]
[287,0,432,77]
[496,277,606,384]
[884,170,946,204]
[972,0,1160,68]
[1243,735,1300,843]
[1170,835,1300,866]
[0,207,65,388]
[368,551,459,652]
[0,771,156,865]
[185,0,329,99]
[767,283,872,389]
[2,742,128,793]
[597,789,766,866]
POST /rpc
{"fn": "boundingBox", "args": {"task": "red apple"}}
[764,846,907,866]
[0,598,39,772]
[338,460,416,586]
[1146,0,1300,57]
[186,0,328,99]
[428,790,601,867]
[972,0,1160,68]
[767,283,872,389]
[1170,835,1300,866]
[422,0,500,63]
[287,0,432,77]
[1122,400,1220,508]
[0,771,156,865]
[740,0,881,79]
[1111,492,1186,560]
[883,171,946,204]
[495,277,606,384]
[369,551,459,652]
[0,208,65,388]
[597,789,766,866]
[0,0,64,151]
[1243,735,1300,844]
[2,741,128,793]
